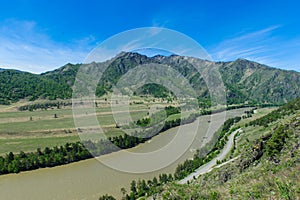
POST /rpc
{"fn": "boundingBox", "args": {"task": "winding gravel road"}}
[178,128,242,184]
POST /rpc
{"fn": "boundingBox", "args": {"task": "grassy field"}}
[0,99,171,155]
[0,101,151,130]
[0,135,80,155]
[166,111,195,121]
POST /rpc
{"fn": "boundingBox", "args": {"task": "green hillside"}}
[0,69,72,104]
[0,52,299,106]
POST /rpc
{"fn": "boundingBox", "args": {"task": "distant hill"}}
[0,69,71,104]
[0,52,299,105]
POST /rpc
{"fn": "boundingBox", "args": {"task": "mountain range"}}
[0,52,299,105]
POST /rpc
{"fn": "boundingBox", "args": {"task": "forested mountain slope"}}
[0,52,299,105]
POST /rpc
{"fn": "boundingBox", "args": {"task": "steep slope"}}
[219,58,300,104]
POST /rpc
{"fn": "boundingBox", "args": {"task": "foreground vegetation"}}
[153,115,300,199]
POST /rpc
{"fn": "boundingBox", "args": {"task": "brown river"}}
[0,108,248,200]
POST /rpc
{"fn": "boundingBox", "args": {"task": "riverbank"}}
[0,108,249,200]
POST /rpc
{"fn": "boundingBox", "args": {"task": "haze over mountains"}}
[0,52,299,105]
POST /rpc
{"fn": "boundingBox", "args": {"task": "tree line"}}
[247,97,300,127]
[0,142,91,174]
[99,174,174,200]
[18,101,72,111]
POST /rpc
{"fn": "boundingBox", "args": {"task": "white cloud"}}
[209,25,300,71]
[211,26,280,60]
[0,19,93,73]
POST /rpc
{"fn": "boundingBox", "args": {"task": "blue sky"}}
[0,0,299,73]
